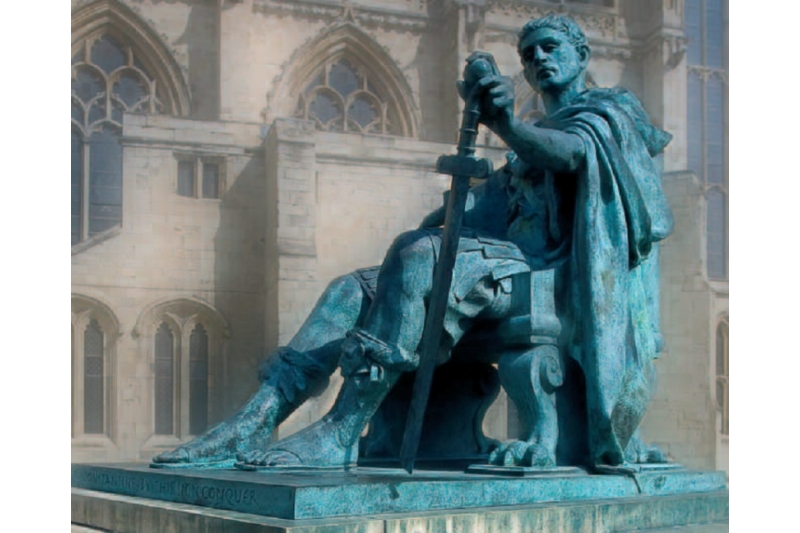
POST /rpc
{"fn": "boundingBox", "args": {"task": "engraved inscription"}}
[76,470,257,508]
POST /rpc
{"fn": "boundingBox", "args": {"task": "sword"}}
[398,52,499,474]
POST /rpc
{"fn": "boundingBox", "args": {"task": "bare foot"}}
[235,414,358,470]
[151,384,283,466]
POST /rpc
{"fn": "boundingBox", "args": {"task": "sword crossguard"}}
[436,155,493,180]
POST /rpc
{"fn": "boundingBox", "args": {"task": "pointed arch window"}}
[716,316,729,436]
[72,296,118,444]
[296,57,403,136]
[71,33,168,246]
[137,300,228,444]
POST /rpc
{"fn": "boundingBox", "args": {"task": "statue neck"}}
[542,77,586,116]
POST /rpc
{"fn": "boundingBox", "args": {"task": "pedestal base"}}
[72,463,728,532]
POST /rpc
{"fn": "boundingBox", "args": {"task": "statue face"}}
[519,27,587,96]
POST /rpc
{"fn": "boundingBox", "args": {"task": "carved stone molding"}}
[662,33,688,71]
[485,29,632,61]
[253,0,429,33]
[72,0,192,116]
[487,0,618,40]
[642,29,688,72]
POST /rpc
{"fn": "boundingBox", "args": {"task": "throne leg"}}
[494,344,564,467]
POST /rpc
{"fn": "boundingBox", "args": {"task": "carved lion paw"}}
[488,440,555,467]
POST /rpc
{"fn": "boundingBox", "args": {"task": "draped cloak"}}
[467,87,674,465]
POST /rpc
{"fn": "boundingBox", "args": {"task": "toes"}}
[236,450,260,463]
[153,447,189,463]
[523,444,554,467]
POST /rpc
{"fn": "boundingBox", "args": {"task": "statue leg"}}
[490,344,564,467]
[236,230,522,469]
[151,273,368,467]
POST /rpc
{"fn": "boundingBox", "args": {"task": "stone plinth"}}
[72,463,727,532]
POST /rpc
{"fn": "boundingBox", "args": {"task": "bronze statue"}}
[152,13,672,472]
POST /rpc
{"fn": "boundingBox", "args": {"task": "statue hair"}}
[517,14,590,57]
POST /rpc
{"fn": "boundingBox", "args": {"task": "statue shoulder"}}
[575,87,673,156]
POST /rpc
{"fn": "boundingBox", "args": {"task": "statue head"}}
[517,14,590,99]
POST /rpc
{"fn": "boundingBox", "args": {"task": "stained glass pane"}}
[114,72,147,107]
[154,322,174,435]
[685,0,702,65]
[72,99,84,125]
[91,35,126,74]
[84,319,104,434]
[308,90,343,126]
[72,130,83,246]
[178,160,195,197]
[705,0,725,68]
[202,163,220,199]
[89,127,123,235]
[706,187,727,279]
[706,76,725,185]
[348,95,379,128]
[329,59,360,97]
[88,99,107,125]
[189,324,209,435]
[687,70,703,179]
[73,67,105,103]
[110,98,125,124]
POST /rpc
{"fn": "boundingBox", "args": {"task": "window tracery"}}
[72,33,169,246]
[296,57,402,136]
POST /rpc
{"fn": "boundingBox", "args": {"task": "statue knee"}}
[383,230,436,284]
[320,273,365,307]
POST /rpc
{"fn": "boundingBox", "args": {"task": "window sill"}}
[72,225,122,256]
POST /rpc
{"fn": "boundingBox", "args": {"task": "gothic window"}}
[716,316,729,436]
[154,322,175,435]
[296,57,402,136]
[71,33,167,246]
[72,296,118,442]
[686,0,728,280]
[136,299,228,441]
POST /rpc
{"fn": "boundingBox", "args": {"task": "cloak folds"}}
[536,88,674,465]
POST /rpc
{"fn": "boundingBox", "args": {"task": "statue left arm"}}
[476,76,585,174]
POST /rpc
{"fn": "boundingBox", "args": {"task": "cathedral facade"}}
[71,0,728,473]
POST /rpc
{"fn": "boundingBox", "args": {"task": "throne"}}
[358,266,584,468]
